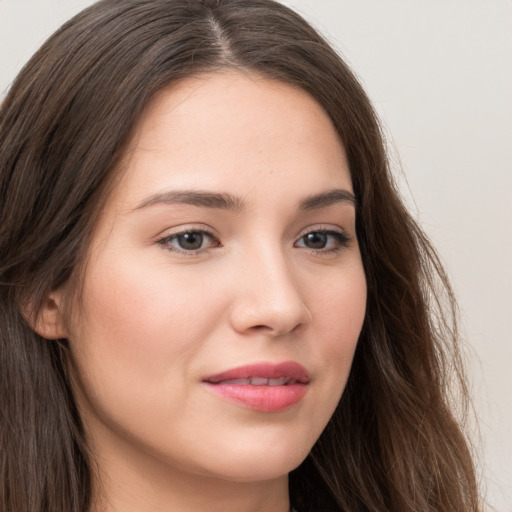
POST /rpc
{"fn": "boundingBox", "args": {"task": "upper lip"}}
[203,361,310,385]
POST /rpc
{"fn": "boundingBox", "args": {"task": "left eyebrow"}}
[298,188,357,210]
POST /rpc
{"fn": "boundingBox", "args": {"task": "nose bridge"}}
[230,240,310,336]
[253,243,300,301]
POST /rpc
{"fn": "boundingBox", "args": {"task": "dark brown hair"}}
[0,1,480,511]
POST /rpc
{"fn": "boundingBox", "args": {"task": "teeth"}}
[268,377,290,386]
[250,377,269,386]
[216,377,294,386]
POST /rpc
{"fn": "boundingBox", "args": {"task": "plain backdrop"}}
[1,1,511,510]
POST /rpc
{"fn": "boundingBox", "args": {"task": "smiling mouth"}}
[210,376,300,386]
[202,362,310,412]
[204,361,310,384]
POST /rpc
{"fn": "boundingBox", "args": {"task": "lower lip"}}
[203,382,308,412]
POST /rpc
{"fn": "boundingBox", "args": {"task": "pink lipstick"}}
[202,362,309,412]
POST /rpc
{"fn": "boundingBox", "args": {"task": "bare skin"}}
[38,71,367,511]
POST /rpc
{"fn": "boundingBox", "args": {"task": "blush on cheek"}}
[323,280,366,334]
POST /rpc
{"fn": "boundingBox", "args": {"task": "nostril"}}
[247,325,276,335]
[249,322,302,337]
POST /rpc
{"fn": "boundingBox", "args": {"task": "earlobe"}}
[22,289,69,340]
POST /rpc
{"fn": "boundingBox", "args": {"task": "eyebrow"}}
[133,187,356,212]
[134,190,244,212]
[298,188,357,210]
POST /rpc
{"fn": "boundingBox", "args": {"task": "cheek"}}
[309,263,366,393]
[66,258,226,418]
[75,255,223,354]
[314,261,367,343]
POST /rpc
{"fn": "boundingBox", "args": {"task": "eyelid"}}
[154,223,219,240]
[156,224,221,255]
[295,224,350,240]
[294,225,351,253]
[154,223,351,256]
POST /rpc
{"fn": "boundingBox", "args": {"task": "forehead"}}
[110,71,352,210]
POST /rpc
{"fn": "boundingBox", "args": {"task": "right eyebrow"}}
[133,190,245,212]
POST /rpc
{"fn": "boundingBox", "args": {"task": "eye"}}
[158,229,220,254]
[295,230,350,252]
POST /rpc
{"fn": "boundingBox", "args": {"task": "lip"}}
[202,361,310,413]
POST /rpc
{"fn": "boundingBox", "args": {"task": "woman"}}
[0,0,480,511]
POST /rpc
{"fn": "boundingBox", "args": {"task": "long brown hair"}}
[0,1,480,511]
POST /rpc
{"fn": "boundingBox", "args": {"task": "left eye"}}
[295,230,349,251]
[159,230,219,253]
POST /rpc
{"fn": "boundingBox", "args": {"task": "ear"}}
[22,288,70,340]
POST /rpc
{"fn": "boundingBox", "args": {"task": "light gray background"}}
[1,1,511,510]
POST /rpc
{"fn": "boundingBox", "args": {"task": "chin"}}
[191,432,313,483]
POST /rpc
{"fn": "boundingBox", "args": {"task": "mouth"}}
[208,376,300,386]
[202,361,310,412]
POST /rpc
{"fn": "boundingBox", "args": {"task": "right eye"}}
[157,230,220,254]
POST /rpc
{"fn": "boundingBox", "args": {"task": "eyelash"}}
[157,229,220,256]
[295,229,350,254]
[156,228,351,256]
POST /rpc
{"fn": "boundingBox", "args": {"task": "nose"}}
[229,249,311,337]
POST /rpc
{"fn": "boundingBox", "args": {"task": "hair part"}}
[0,1,480,511]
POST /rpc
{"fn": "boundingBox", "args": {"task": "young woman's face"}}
[63,72,366,486]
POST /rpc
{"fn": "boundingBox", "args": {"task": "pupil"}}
[178,232,203,250]
[305,232,327,249]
